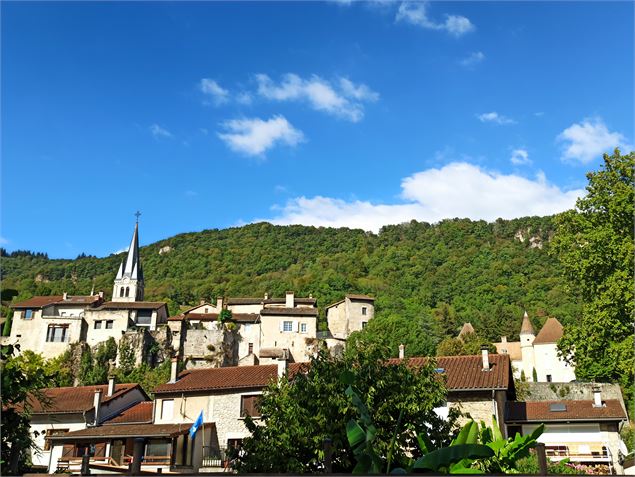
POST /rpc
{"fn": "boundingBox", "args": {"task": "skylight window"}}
[549,403,566,412]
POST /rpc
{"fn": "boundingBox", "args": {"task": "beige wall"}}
[533,343,576,383]
[449,396,499,430]
[259,315,317,362]
[30,414,87,470]
[326,298,374,340]
[10,309,85,359]
[84,309,130,347]
[154,389,266,450]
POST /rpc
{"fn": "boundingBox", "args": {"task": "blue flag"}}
[189,410,204,438]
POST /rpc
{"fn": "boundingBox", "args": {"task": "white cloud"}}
[255,73,378,122]
[263,162,582,232]
[460,51,485,67]
[510,149,531,165]
[557,118,632,164]
[0,236,9,245]
[477,112,516,125]
[396,2,474,37]
[149,124,173,139]
[217,115,304,157]
[236,92,253,105]
[199,79,230,105]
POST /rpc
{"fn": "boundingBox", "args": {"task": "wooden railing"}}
[546,444,611,462]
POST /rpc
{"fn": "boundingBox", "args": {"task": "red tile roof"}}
[533,317,564,344]
[104,401,153,424]
[226,297,316,306]
[28,384,142,414]
[50,423,212,440]
[325,294,374,309]
[388,354,512,391]
[506,400,627,422]
[260,307,318,317]
[11,295,101,309]
[168,312,259,323]
[154,363,307,394]
[94,301,167,310]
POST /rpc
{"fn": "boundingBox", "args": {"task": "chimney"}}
[93,388,103,425]
[169,357,179,383]
[592,385,603,407]
[501,336,507,344]
[98,291,104,299]
[285,291,294,308]
[216,297,224,310]
[63,292,68,300]
[398,344,405,359]
[481,345,490,371]
[200,299,205,306]
[264,293,269,300]
[277,356,288,378]
[107,375,115,397]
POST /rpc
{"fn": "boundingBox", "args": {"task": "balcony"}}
[546,444,611,463]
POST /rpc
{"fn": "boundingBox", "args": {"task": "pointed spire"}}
[123,222,141,278]
[520,310,535,335]
[116,261,124,279]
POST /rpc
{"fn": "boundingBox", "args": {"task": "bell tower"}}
[112,213,145,302]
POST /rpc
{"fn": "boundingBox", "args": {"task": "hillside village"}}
[1,222,632,475]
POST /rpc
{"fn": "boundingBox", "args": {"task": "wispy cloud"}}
[217,115,304,157]
[510,148,531,166]
[263,162,582,232]
[149,124,173,139]
[255,73,378,122]
[557,117,632,164]
[0,236,9,245]
[396,2,475,37]
[200,78,230,106]
[477,112,516,125]
[460,51,485,67]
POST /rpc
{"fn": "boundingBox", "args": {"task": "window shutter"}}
[62,444,74,458]
[94,443,106,457]
[292,321,298,332]
[279,321,284,332]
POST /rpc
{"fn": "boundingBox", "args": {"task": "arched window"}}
[120,287,125,297]
[125,287,130,297]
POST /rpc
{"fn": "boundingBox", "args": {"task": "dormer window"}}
[24,309,33,320]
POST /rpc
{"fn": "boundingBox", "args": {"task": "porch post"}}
[130,437,145,475]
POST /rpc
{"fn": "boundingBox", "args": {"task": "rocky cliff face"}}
[182,322,238,369]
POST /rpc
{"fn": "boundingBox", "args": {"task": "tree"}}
[436,332,496,357]
[1,345,55,474]
[235,344,457,473]
[552,149,634,395]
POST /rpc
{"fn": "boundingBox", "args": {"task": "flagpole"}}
[202,411,206,458]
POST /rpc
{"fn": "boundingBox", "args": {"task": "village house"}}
[168,291,374,367]
[494,312,576,383]
[506,386,628,474]
[7,222,169,359]
[391,347,516,435]
[26,378,148,473]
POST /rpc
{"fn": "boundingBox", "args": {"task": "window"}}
[94,321,102,329]
[300,323,307,333]
[125,287,130,297]
[283,321,292,332]
[24,309,33,320]
[361,306,368,316]
[46,325,69,343]
[204,307,209,313]
[120,287,125,297]
[137,310,152,326]
[241,395,261,418]
[361,321,368,329]
[160,399,174,419]
[105,320,114,329]
[546,374,552,383]
[44,428,69,451]
[227,438,243,450]
[248,343,253,354]
[145,439,171,457]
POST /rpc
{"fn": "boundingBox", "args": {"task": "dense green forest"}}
[1,215,580,349]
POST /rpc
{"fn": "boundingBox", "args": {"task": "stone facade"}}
[325,295,375,341]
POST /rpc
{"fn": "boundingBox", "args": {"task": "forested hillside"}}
[1,215,580,353]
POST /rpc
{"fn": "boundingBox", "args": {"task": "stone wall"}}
[523,382,624,404]
[182,323,237,369]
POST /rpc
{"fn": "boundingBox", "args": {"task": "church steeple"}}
[112,218,145,302]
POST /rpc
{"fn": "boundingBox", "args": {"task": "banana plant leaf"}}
[412,444,494,471]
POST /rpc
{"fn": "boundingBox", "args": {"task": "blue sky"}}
[2,1,633,258]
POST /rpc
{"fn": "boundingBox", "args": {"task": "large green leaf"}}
[413,444,494,471]
[452,420,477,445]
[346,419,366,447]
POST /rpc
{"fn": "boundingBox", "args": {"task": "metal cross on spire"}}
[134,211,141,224]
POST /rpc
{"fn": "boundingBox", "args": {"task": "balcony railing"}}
[546,444,611,462]
[201,447,229,468]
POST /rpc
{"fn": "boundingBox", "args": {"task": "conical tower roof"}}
[520,311,535,335]
[119,222,144,281]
